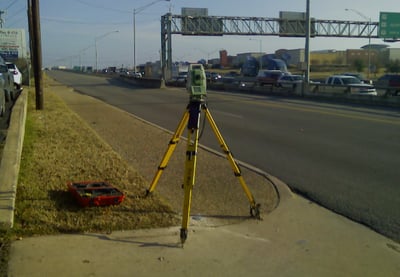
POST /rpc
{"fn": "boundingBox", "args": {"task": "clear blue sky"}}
[2,0,400,68]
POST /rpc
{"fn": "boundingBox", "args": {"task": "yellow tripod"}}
[146,98,260,244]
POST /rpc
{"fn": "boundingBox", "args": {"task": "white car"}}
[277,74,304,88]
[6,62,22,89]
[325,75,377,96]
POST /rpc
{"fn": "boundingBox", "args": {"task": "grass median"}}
[15,85,180,236]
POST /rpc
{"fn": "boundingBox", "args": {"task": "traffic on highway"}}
[0,56,22,142]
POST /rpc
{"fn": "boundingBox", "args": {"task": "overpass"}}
[160,13,380,79]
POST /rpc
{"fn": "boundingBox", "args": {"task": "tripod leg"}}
[180,101,202,244]
[204,107,260,219]
[146,110,189,196]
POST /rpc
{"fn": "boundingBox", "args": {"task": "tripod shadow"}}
[81,213,253,249]
[82,232,183,249]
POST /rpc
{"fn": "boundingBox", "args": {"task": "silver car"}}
[0,57,15,102]
[277,74,304,88]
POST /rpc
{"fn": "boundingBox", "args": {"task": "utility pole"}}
[0,10,5,28]
[28,0,43,109]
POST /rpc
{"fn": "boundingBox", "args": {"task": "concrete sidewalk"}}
[8,187,400,276]
[5,81,400,276]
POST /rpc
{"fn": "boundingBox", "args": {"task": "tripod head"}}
[186,64,207,102]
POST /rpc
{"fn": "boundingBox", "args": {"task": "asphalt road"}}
[47,70,400,242]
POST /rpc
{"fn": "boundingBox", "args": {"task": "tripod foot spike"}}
[180,228,188,245]
[145,189,151,197]
[250,203,261,220]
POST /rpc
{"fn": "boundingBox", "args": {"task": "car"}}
[205,71,222,83]
[277,74,304,88]
[325,75,377,96]
[131,71,142,78]
[0,67,6,116]
[210,72,222,82]
[175,71,188,83]
[0,57,15,102]
[342,72,372,84]
[6,62,22,89]
[257,70,287,86]
[374,74,400,96]
[224,71,240,78]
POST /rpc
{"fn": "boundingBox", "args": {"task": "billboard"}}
[181,7,208,17]
[181,7,223,35]
[181,17,223,35]
[279,11,315,37]
[379,12,400,40]
[0,29,27,60]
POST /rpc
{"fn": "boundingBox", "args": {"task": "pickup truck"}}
[324,75,377,96]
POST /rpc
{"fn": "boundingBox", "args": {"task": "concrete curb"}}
[0,89,27,230]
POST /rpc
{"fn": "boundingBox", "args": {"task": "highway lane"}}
[46,71,400,242]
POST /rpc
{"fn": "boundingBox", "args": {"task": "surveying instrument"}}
[146,64,260,244]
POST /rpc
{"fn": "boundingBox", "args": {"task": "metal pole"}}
[95,38,98,72]
[260,39,263,70]
[368,18,371,78]
[304,0,311,84]
[133,9,136,73]
[94,31,118,72]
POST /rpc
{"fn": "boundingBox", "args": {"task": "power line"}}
[41,16,129,25]
[5,6,26,27]
[4,0,18,10]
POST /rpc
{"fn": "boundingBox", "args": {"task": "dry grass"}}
[14,87,180,236]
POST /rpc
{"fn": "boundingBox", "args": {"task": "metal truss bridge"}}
[161,13,380,79]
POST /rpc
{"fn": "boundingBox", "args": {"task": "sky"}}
[2,0,400,69]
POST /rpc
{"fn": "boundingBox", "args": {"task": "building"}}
[275,48,305,68]
[346,49,378,67]
[219,50,228,67]
[0,29,27,61]
[383,48,400,62]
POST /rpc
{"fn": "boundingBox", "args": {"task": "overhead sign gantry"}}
[160,12,380,80]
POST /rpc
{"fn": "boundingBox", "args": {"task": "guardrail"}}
[204,79,400,108]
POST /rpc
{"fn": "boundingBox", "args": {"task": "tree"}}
[386,59,400,73]
[353,59,364,72]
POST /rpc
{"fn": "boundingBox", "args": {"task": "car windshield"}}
[342,77,361,85]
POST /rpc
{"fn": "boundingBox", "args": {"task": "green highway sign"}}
[379,12,400,39]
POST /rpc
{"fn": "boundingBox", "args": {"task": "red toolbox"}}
[67,181,125,207]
